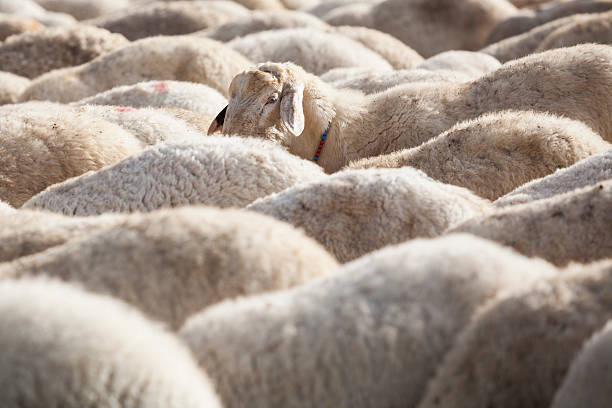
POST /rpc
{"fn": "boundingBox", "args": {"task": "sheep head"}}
[211,62,336,161]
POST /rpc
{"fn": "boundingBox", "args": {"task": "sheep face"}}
[216,63,306,146]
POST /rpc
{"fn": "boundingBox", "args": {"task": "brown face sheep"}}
[418,259,612,408]
[180,234,557,408]
[0,25,128,79]
[0,207,338,329]
[347,111,611,200]
[0,103,141,207]
[448,179,612,266]
[216,45,612,173]
[246,168,490,263]
[0,277,223,408]
[20,35,253,102]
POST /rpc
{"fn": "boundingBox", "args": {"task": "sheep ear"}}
[280,82,305,137]
[207,105,227,135]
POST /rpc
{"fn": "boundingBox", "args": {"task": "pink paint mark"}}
[151,82,169,93]
[115,106,135,113]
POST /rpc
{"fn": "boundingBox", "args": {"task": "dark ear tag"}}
[207,105,227,135]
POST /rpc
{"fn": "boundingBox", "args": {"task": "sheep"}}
[74,104,205,145]
[0,13,42,41]
[347,111,611,200]
[72,80,228,117]
[225,0,286,10]
[87,1,249,41]
[535,9,612,52]
[481,12,597,62]
[0,102,142,207]
[331,25,424,70]
[448,179,612,266]
[417,259,612,408]
[0,208,125,263]
[0,0,76,26]
[0,71,30,104]
[280,0,320,10]
[307,0,379,18]
[20,35,252,102]
[216,45,612,173]
[246,168,490,262]
[34,0,130,20]
[179,233,558,408]
[0,25,128,79]
[495,149,612,207]
[417,50,501,79]
[22,136,326,215]
[324,0,517,57]
[202,9,330,42]
[227,28,392,76]
[487,0,612,44]
[0,207,339,329]
[162,108,215,135]
[550,319,612,408]
[0,277,223,408]
[323,68,472,94]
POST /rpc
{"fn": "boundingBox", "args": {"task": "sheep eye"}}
[265,94,278,105]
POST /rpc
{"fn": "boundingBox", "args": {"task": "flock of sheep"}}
[0,0,611,406]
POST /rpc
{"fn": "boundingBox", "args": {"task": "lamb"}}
[348,111,611,200]
[0,102,141,207]
[0,277,223,407]
[20,35,252,102]
[202,9,330,42]
[331,25,424,70]
[448,179,612,266]
[23,137,326,215]
[34,0,131,20]
[179,233,557,408]
[0,207,339,329]
[246,168,490,262]
[216,45,612,173]
[417,259,612,408]
[0,25,128,79]
[87,1,249,41]
[550,319,612,408]
[227,28,392,76]
[534,9,612,52]
[0,71,30,104]
[73,80,228,117]
[0,0,76,27]
[495,149,612,207]
[486,0,612,44]
[0,13,42,41]
[74,104,205,145]
[323,0,517,57]
[481,12,597,62]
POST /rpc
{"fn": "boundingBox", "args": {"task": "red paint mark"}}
[151,82,169,93]
[115,106,135,112]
